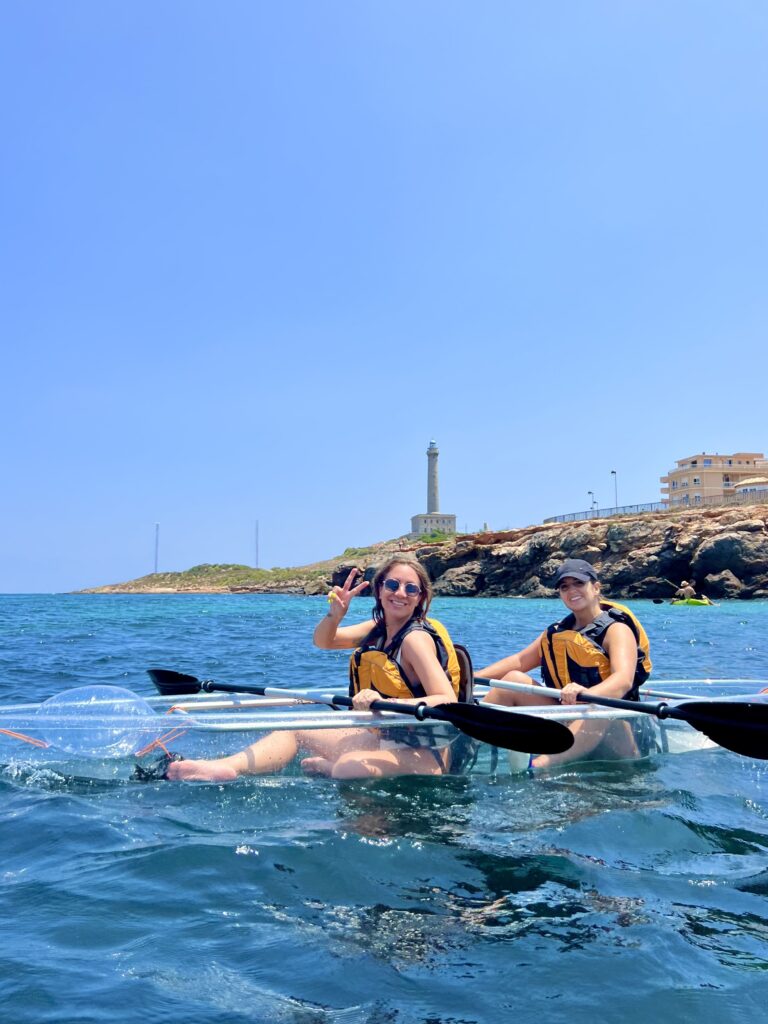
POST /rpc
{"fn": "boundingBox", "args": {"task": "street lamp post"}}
[611,469,618,508]
[587,490,595,512]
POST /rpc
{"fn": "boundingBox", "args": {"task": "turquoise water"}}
[1,594,767,1023]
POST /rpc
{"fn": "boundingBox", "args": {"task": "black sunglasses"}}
[382,578,421,597]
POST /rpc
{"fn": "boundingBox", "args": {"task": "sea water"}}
[0,594,766,1024]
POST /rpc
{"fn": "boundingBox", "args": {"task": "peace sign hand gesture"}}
[327,568,369,623]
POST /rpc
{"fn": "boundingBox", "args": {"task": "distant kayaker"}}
[479,558,652,769]
[672,580,713,604]
[166,558,463,781]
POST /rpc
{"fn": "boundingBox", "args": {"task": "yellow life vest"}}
[539,600,652,699]
[349,617,464,701]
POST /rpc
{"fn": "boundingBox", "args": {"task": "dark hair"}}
[371,557,433,624]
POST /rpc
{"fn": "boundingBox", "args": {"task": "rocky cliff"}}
[84,504,768,599]
[414,504,768,599]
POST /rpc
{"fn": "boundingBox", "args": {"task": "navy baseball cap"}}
[554,559,598,586]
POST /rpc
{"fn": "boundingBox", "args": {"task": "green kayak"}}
[670,598,712,606]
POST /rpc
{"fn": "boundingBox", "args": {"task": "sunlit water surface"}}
[0,595,766,1023]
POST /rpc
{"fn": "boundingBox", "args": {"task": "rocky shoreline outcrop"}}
[84,504,768,599]
[414,504,768,599]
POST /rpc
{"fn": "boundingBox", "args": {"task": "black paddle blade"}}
[438,703,574,755]
[672,700,768,760]
[147,668,203,696]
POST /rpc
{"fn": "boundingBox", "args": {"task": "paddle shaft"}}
[478,674,708,720]
[199,679,432,716]
[201,679,491,724]
[307,692,451,721]
[199,679,342,706]
[559,690,677,719]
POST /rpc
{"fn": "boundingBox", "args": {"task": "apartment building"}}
[660,451,767,506]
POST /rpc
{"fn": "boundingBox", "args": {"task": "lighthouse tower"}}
[410,440,457,537]
[426,440,439,513]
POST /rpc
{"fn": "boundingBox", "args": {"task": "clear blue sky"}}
[2,2,767,593]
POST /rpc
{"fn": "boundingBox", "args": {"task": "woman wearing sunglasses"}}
[167,557,461,781]
[479,558,652,770]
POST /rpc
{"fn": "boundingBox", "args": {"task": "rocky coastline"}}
[82,504,768,600]
[419,504,768,599]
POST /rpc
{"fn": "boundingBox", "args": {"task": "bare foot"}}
[165,758,239,782]
[300,756,334,776]
[531,753,567,770]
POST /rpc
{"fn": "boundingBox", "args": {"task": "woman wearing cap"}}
[480,558,652,769]
[167,557,462,781]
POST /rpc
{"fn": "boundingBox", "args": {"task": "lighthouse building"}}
[410,441,457,537]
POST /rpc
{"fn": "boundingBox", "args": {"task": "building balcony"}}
[671,457,764,472]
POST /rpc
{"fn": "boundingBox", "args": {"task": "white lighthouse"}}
[410,440,457,537]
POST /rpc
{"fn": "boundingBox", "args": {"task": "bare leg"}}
[533,717,642,769]
[483,675,643,770]
[599,720,642,759]
[299,728,380,775]
[328,745,446,780]
[483,671,556,708]
[166,729,300,781]
[533,718,610,769]
[166,727,380,782]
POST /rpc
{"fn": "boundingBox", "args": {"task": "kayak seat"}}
[447,643,481,775]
